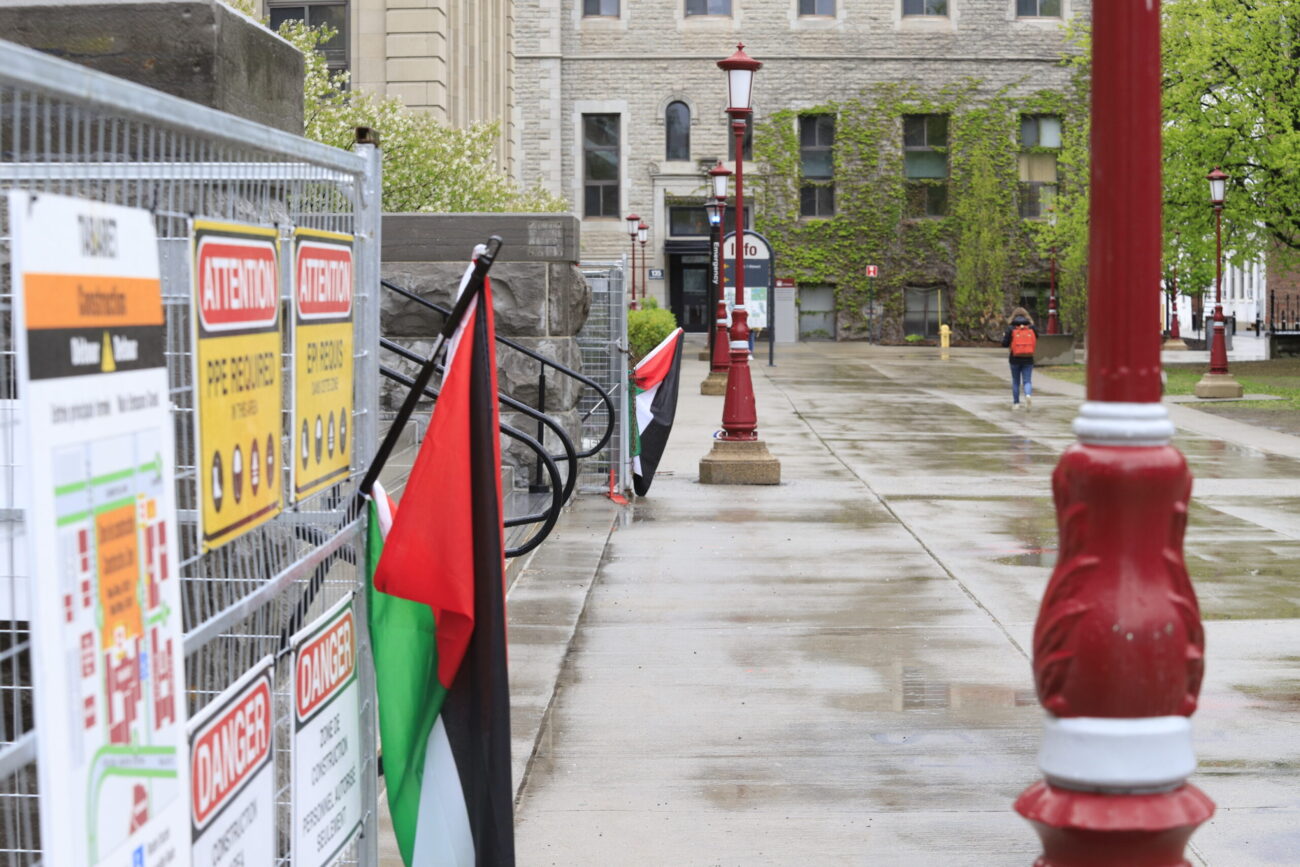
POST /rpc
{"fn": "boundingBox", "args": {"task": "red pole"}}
[1209,205,1229,374]
[711,203,731,374]
[1015,1,1214,863]
[719,112,757,440]
[1047,245,1060,335]
[630,236,637,308]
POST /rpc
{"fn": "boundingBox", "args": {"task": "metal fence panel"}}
[0,40,379,866]
[576,261,628,494]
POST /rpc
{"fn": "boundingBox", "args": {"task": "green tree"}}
[224,1,566,212]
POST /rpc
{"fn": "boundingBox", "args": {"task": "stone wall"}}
[0,0,304,133]
[380,213,590,485]
[516,0,1091,303]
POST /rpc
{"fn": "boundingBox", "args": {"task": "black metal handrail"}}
[380,278,616,459]
[379,336,579,506]
[378,364,563,558]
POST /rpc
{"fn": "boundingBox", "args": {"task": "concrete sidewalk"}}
[509,340,1299,865]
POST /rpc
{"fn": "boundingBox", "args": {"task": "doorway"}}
[669,254,712,332]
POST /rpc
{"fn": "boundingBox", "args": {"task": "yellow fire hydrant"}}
[939,324,951,359]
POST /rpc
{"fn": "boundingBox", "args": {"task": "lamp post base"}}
[700,369,728,395]
[1193,372,1243,399]
[699,439,781,485]
[1162,338,1189,351]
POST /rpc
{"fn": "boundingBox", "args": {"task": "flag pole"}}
[355,236,502,507]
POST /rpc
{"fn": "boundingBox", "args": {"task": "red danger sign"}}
[190,673,272,829]
[866,265,879,278]
[196,235,280,332]
[296,241,353,319]
[295,607,356,723]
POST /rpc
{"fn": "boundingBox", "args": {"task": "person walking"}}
[1001,306,1038,409]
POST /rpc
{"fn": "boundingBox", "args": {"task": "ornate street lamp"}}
[699,44,779,484]
[1046,206,1060,335]
[1194,168,1243,397]
[703,161,733,390]
[637,220,649,306]
[1015,2,1213,862]
[625,213,641,309]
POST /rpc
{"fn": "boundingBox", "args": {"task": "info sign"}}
[10,191,189,867]
[191,220,283,551]
[291,595,362,866]
[292,229,354,502]
[187,657,275,867]
[722,230,774,330]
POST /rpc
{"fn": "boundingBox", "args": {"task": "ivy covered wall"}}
[751,69,1090,343]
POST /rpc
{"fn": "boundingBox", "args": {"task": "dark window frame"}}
[1016,0,1061,17]
[798,0,835,15]
[665,101,691,162]
[903,114,949,219]
[583,0,620,15]
[582,113,621,219]
[902,0,948,16]
[799,114,836,218]
[1019,114,1061,219]
[269,0,349,71]
[685,0,732,15]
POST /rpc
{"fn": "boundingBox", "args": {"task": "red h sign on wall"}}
[865,265,879,278]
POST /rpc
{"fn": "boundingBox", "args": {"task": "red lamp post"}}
[638,220,649,305]
[1046,207,1060,335]
[1194,168,1243,397]
[717,44,761,441]
[625,213,640,309]
[708,162,732,379]
[1014,1,1214,863]
[1170,272,1182,340]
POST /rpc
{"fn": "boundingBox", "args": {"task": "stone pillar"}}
[380,214,589,488]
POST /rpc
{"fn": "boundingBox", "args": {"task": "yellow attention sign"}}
[191,220,283,551]
[292,228,355,501]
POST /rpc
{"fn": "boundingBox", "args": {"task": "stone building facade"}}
[515,0,1090,337]
[261,0,516,170]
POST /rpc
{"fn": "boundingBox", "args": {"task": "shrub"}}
[628,305,678,365]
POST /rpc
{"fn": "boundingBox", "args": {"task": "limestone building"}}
[262,0,516,170]
[516,0,1091,338]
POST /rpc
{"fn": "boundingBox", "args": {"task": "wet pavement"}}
[508,341,1300,866]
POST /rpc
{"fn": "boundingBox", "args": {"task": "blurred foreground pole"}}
[1013,1,1215,864]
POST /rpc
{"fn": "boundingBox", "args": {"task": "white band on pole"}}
[1038,714,1195,792]
[730,340,749,350]
[1073,401,1175,447]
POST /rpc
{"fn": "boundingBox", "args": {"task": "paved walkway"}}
[506,340,1299,866]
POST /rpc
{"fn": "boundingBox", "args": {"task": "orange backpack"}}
[1010,324,1037,356]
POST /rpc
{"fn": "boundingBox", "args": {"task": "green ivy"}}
[752,71,1089,341]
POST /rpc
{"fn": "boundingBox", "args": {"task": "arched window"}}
[665,101,691,161]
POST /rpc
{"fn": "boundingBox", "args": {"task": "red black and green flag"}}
[631,327,685,496]
[366,261,513,866]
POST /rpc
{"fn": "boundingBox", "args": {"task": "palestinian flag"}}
[631,327,685,496]
[366,261,513,866]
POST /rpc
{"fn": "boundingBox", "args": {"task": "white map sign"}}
[10,191,189,866]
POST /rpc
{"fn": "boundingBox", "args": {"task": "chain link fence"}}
[0,40,380,866]
[575,261,628,495]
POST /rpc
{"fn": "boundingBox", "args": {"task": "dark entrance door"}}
[669,254,712,332]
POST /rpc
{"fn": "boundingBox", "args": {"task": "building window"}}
[904,287,944,337]
[269,1,348,71]
[799,0,835,14]
[665,102,691,162]
[582,114,620,218]
[799,115,835,218]
[1019,114,1061,219]
[686,0,732,14]
[903,114,948,218]
[669,204,751,236]
[1020,282,1049,323]
[1016,0,1060,16]
[902,0,948,16]
[727,114,753,162]
[583,0,619,15]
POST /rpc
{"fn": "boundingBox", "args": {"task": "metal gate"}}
[576,262,629,494]
[0,40,380,866]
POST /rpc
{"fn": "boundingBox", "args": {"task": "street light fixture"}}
[699,44,780,484]
[1194,167,1243,398]
[637,220,649,306]
[704,162,733,390]
[625,213,641,309]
